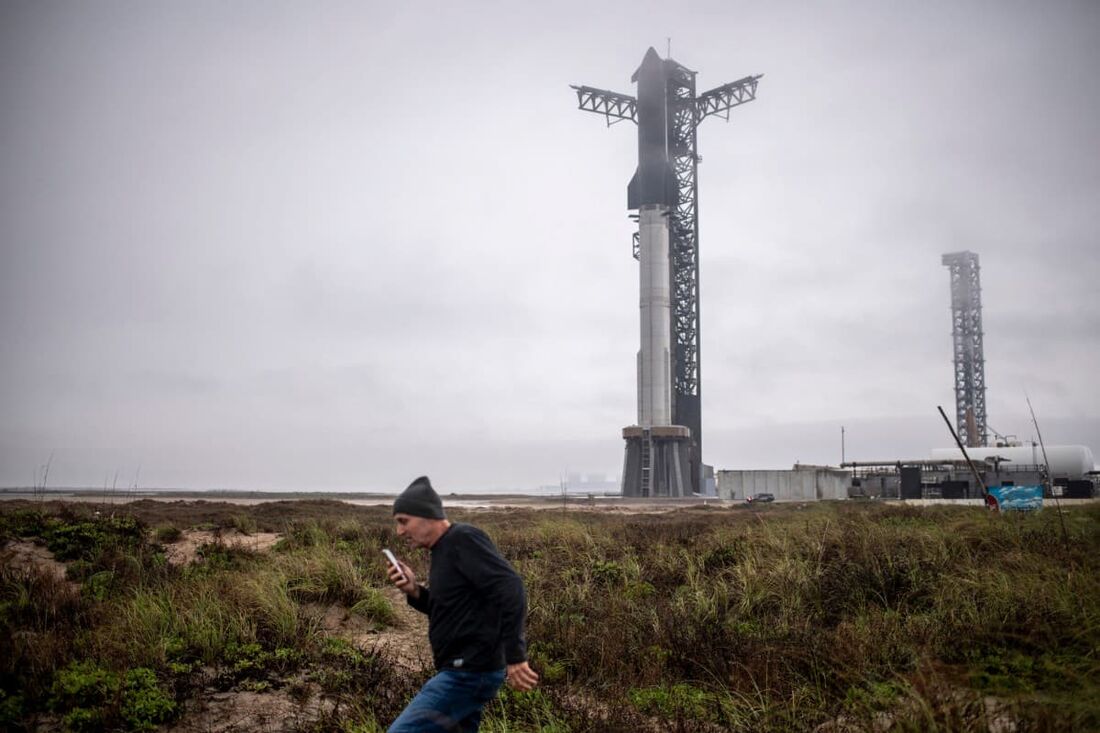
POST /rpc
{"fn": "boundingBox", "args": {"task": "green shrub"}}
[590,559,626,587]
[231,571,301,646]
[83,570,115,602]
[340,718,387,733]
[702,542,742,571]
[153,525,182,543]
[286,520,327,549]
[0,690,24,730]
[0,563,83,631]
[332,520,366,543]
[120,668,176,731]
[44,516,143,562]
[530,654,567,684]
[111,579,256,666]
[628,683,714,721]
[50,660,120,732]
[350,587,396,627]
[193,542,256,572]
[50,661,118,708]
[280,548,377,609]
[229,514,258,535]
[0,509,47,540]
[321,636,369,667]
[484,688,568,732]
[843,679,903,713]
[225,641,267,675]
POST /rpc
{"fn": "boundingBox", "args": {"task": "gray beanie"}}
[393,476,446,519]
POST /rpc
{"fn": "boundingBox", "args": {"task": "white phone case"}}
[382,549,406,581]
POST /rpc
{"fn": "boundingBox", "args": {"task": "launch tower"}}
[573,48,761,496]
[942,250,988,447]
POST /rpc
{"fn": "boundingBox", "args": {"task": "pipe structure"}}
[841,460,973,469]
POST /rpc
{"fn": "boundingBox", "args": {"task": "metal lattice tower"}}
[573,49,761,494]
[942,251,988,447]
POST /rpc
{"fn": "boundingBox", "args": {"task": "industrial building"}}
[847,461,1093,500]
[846,459,1035,500]
[718,465,850,502]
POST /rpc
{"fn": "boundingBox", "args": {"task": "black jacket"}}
[407,523,527,672]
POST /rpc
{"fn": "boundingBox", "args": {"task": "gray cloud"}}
[2,1,1098,490]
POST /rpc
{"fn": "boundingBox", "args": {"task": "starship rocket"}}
[573,46,762,496]
[629,48,679,430]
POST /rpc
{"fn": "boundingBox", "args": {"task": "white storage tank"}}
[930,445,1096,479]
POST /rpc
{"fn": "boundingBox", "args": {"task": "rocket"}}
[629,48,678,429]
[628,47,679,211]
[573,46,761,496]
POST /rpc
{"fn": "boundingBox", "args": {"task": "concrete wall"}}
[717,466,851,501]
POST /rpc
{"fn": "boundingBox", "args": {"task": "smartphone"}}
[382,548,406,583]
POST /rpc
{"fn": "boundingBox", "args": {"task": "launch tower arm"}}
[695,75,762,122]
[571,85,638,126]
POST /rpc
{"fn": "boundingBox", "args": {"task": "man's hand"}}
[505,661,539,691]
[387,559,419,598]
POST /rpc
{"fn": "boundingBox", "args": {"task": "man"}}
[386,476,538,732]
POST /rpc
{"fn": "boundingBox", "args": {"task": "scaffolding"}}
[942,251,988,447]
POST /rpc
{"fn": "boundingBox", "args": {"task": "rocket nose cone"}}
[632,47,664,81]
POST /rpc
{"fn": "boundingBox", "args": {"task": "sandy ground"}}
[353,586,432,672]
[163,688,333,733]
[161,529,282,566]
[305,586,431,673]
[0,539,75,587]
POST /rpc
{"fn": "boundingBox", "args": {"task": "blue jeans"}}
[388,668,506,733]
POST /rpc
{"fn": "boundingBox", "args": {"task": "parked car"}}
[746,492,775,504]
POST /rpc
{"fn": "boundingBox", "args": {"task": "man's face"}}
[393,513,436,549]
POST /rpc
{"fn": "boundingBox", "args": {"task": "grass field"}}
[2,499,1098,731]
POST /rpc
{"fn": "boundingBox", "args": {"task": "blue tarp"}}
[987,485,1043,511]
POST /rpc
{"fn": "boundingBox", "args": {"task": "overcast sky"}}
[2,1,1097,492]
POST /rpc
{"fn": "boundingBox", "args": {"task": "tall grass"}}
[488,504,1100,730]
[3,501,1099,731]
